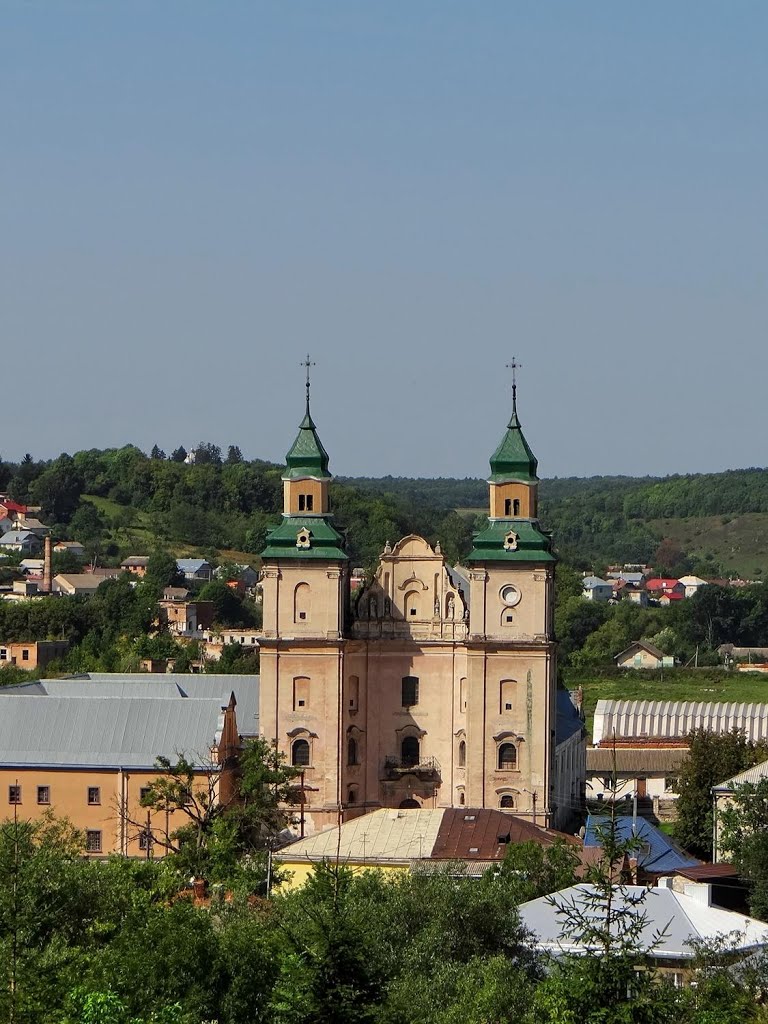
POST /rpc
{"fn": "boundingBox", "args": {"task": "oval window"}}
[500,585,521,607]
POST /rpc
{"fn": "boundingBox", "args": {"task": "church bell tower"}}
[462,359,558,822]
[258,359,348,827]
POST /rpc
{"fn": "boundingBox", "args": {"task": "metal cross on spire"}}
[505,356,521,415]
[301,354,316,413]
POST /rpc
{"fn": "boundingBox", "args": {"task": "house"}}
[583,814,699,881]
[16,517,50,538]
[202,628,260,661]
[582,576,613,602]
[618,582,648,606]
[0,640,69,670]
[162,586,191,602]
[120,555,150,576]
[586,746,688,812]
[176,558,213,582]
[678,574,709,599]
[214,564,259,591]
[614,640,672,670]
[712,757,768,861]
[53,541,86,558]
[645,578,685,600]
[276,806,581,888]
[12,580,40,598]
[18,559,44,576]
[0,679,240,857]
[0,531,42,555]
[519,879,768,984]
[52,573,116,596]
[158,597,214,637]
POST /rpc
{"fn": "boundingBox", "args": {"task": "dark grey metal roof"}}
[0,695,227,768]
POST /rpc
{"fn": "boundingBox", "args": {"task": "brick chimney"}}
[42,536,52,594]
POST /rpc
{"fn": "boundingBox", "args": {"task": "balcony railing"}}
[383,755,441,778]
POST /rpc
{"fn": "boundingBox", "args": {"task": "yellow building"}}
[259,376,585,833]
[0,677,240,856]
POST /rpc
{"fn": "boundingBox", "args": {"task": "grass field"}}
[650,512,768,578]
[565,669,768,739]
[81,495,258,565]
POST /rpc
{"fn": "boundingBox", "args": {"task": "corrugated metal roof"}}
[0,695,225,768]
[49,673,260,737]
[593,699,768,746]
[520,884,768,959]
[586,748,688,773]
[713,757,768,793]
[278,808,445,863]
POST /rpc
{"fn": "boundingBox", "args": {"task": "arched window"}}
[294,583,310,623]
[458,790,465,806]
[291,739,310,767]
[498,743,517,770]
[348,675,359,712]
[504,498,512,516]
[399,798,419,809]
[401,736,420,768]
[458,740,466,767]
[500,794,515,808]
[513,499,520,516]
[347,736,358,766]
[293,676,310,710]
[348,787,357,805]
[405,590,419,619]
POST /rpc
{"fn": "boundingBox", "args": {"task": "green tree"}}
[144,550,182,589]
[718,778,768,920]
[674,729,766,860]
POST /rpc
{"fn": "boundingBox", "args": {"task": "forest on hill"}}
[2,446,768,575]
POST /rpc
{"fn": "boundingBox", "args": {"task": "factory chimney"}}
[42,535,52,594]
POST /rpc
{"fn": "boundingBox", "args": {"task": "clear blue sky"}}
[2,2,767,478]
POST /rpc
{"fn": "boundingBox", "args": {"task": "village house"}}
[0,531,42,555]
[52,572,121,596]
[712,757,768,862]
[586,746,688,815]
[158,596,214,637]
[0,640,69,669]
[614,640,673,670]
[176,558,214,583]
[120,555,150,576]
[53,540,86,558]
[645,578,685,601]
[519,878,768,986]
[581,575,613,601]
[201,628,260,661]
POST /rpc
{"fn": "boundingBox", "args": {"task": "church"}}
[258,375,585,833]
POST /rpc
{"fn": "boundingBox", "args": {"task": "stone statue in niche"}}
[384,597,391,616]
[369,596,378,619]
[434,597,440,616]
[446,593,455,619]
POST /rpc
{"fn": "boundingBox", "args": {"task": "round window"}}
[500,585,521,607]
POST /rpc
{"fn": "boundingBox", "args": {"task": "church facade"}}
[258,385,584,833]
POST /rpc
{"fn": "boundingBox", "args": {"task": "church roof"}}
[260,515,347,561]
[465,519,555,563]
[488,403,538,483]
[283,403,331,481]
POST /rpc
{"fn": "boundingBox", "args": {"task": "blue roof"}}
[584,814,699,874]
[176,559,210,572]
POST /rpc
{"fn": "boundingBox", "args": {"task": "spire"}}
[488,358,538,482]
[284,355,331,480]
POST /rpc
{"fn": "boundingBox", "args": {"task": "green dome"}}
[488,405,538,484]
[283,403,331,481]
